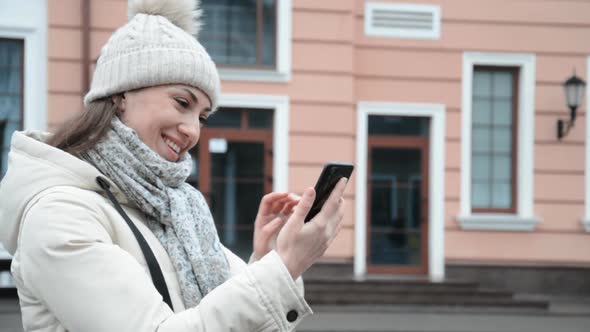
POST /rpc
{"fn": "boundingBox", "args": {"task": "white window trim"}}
[583,56,590,232]
[218,0,292,83]
[0,0,48,131]
[0,0,48,261]
[355,102,446,282]
[219,93,289,192]
[458,52,540,231]
[364,2,441,40]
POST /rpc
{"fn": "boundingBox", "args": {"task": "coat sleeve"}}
[18,191,312,332]
[244,249,306,299]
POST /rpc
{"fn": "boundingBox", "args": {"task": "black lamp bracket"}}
[557,106,577,140]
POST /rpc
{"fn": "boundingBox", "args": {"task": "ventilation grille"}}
[365,3,441,39]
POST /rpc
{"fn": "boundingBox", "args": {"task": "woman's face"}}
[117,84,211,162]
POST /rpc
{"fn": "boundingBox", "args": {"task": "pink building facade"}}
[1,0,590,290]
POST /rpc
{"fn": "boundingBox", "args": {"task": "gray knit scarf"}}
[83,117,230,308]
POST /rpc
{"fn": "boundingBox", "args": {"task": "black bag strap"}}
[96,176,173,310]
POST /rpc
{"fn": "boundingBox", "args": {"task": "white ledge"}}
[0,244,11,259]
[457,214,541,231]
[582,219,590,232]
[219,68,290,83]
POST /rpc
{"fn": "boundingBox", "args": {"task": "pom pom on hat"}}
[128,0,203,36]
[84,0,220,111]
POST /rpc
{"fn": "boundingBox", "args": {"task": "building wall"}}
[43,0,590,268]
[48,0,83,129]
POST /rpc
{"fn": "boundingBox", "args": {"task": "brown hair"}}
[47,98,118,155]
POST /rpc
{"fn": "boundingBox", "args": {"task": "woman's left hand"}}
[252,192,300,262]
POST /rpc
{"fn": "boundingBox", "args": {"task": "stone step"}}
[305,285,514,299]
[304,280,486,294]
[306,292,550,309]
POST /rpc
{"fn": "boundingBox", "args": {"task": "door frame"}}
[219,93,290,192]
[355,102,446,281]
[199,129,274,201]
[366,136,430,274]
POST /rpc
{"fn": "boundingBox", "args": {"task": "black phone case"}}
[304,162,354,222]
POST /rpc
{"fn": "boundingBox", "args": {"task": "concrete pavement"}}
[298,305,590,332]
[2,296,590,332]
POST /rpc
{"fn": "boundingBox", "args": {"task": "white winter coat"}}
[0,131,312,331]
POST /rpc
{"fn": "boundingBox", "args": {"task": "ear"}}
[112,94,127,113]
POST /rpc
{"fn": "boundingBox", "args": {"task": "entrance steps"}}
[303,276,549,311]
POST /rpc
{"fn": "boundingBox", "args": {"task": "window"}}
[471,67,518,213]
[200,0,276,68]
[458,52,539,231]
[0,0,48,265]
[0,38,24,178]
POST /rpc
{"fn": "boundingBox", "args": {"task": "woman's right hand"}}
[275,177,348,279]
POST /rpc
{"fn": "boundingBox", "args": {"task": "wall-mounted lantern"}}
[557,72,586,140]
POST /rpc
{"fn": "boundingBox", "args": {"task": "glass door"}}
[210,140,268,259]
[367,136,429,274]
[187,108,274,261]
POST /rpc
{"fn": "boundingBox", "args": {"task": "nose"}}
[178,121,200,145]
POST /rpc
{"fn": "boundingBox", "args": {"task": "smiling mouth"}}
[163,136,181,154]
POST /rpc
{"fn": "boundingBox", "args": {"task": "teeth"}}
[164,137,181,154]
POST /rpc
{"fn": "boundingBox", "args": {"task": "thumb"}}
[283,187,315,234]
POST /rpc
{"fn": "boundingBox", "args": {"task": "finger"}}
[328,216,345,247]
[273,193,302,215]
[281,196,301,215]
[279,203,290,216]
[283,187,315,234]
[327,197,346,236]
[270,195,293,214]
[263,217,287,236]
[321,177,348,215]
[285,193,301,204]
[259,192,289,215]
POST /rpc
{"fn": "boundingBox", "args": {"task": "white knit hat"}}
[83,0,220,111]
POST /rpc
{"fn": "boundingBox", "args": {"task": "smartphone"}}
[304,162,354,223]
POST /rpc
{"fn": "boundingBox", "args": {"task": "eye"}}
[175,98,190,109]
[199,115,209,127]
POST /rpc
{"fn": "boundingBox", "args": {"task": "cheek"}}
[121,111,164,146]
[123,114,148,134]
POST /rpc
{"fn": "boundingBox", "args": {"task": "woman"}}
[0,0,347,331]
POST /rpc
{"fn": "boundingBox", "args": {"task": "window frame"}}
[0,1,47,132]
[213,0,292,82]
[202,0,278,70]
[584,55,590,232]
[0,0,48,263]
[458,52,540,232]
[0,38,25,178]
[471,65,519,215]
[217,93,290,192]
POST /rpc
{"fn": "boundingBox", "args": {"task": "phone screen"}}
[304,162,354,223]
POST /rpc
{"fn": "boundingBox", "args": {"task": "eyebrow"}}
[180,88,212,113]
[181,88,198,104]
